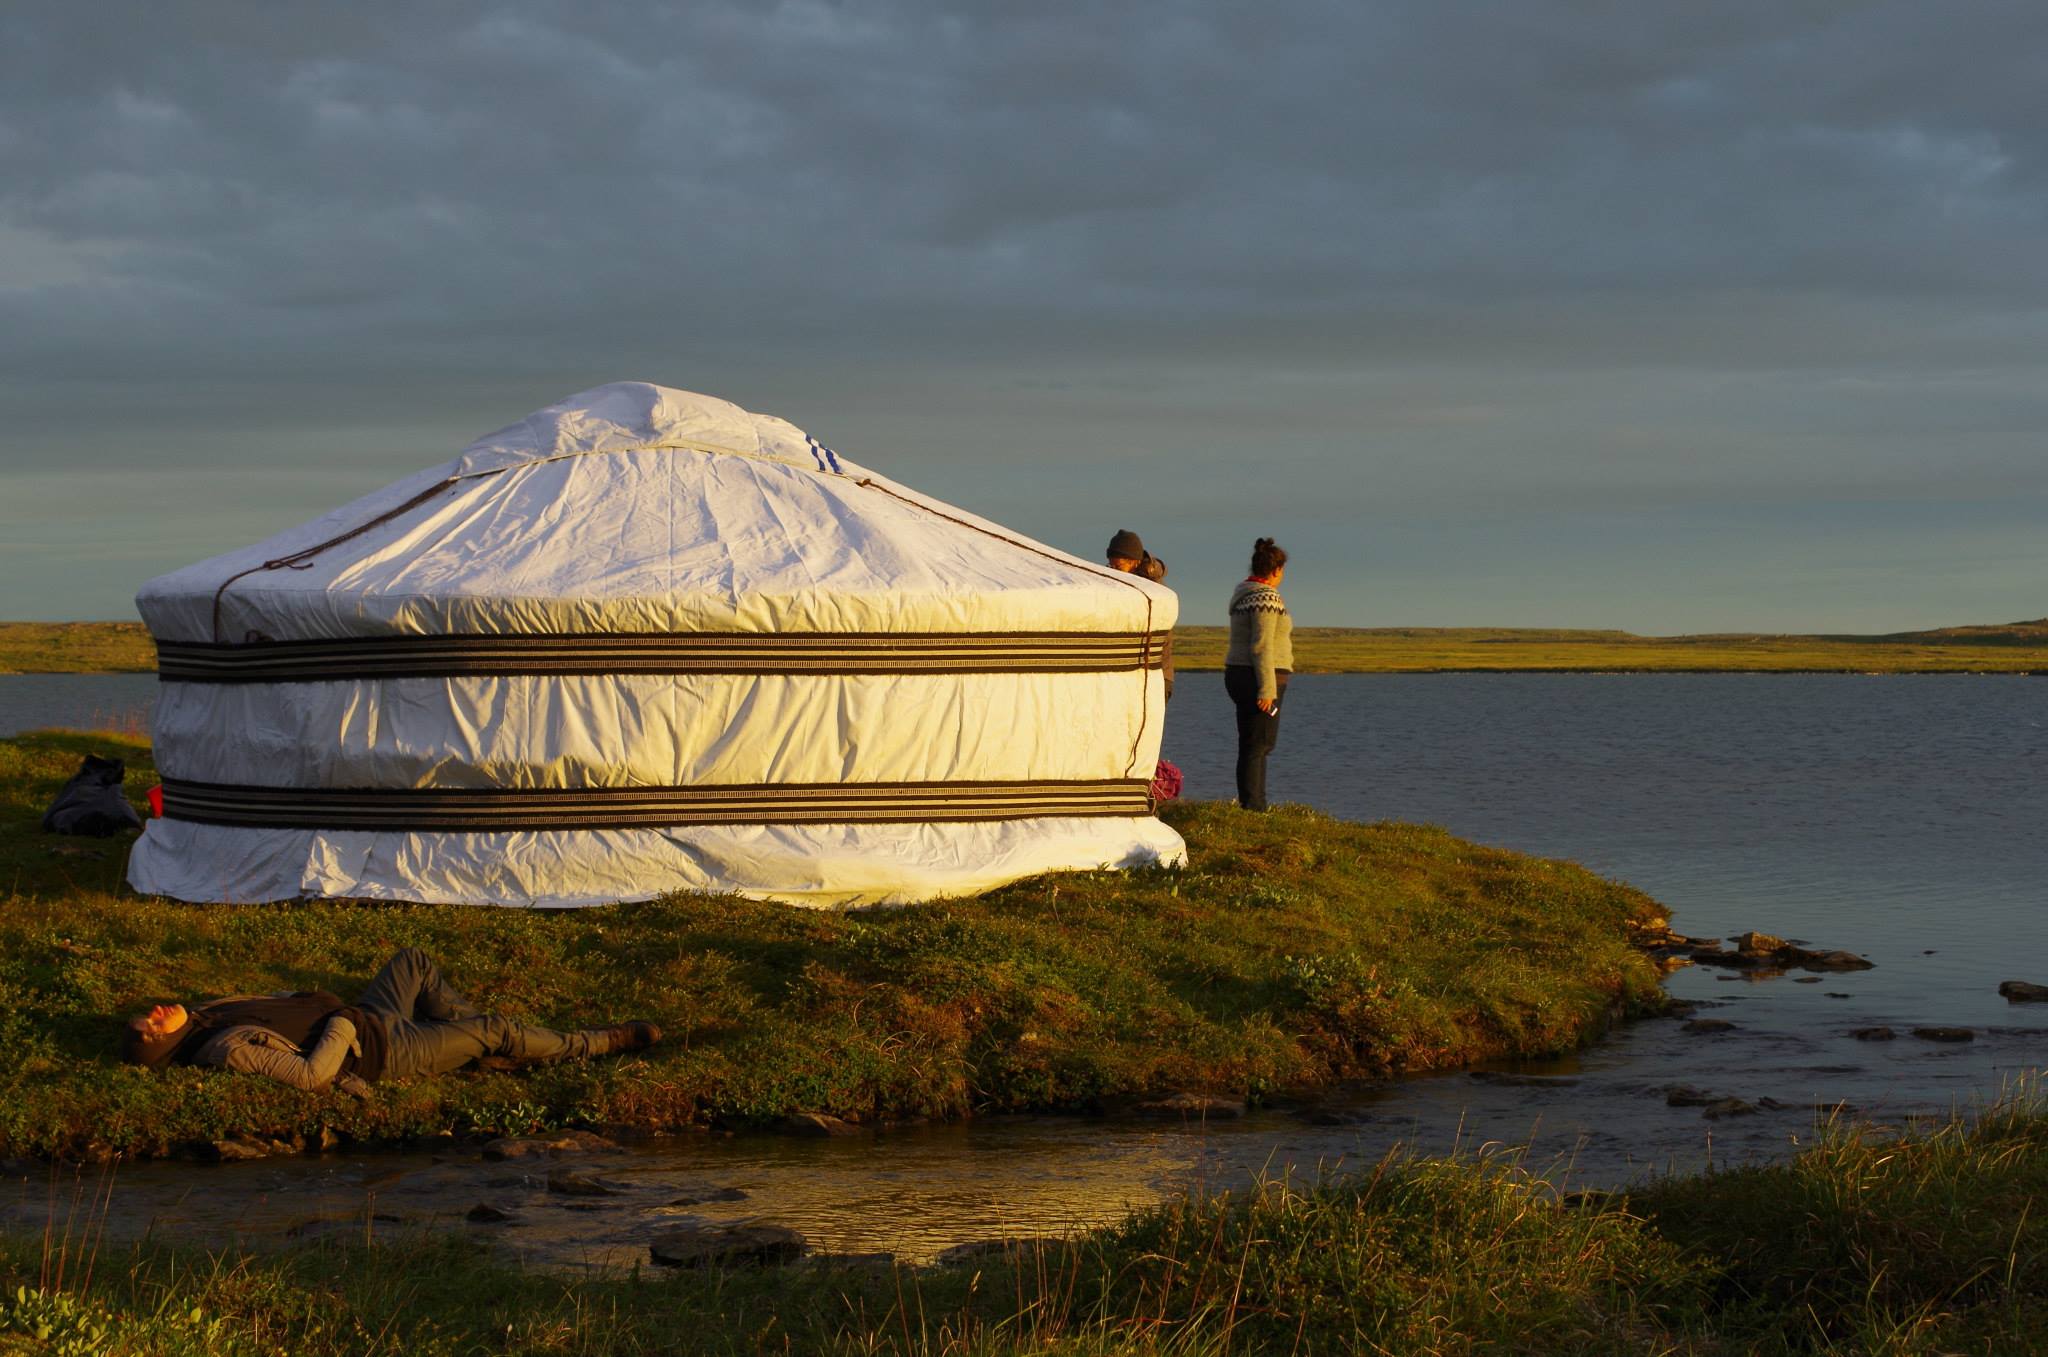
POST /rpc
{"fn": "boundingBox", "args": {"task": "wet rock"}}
[1691,935,1873,975]
[1755,1097,1795,1111]
[465,1202,516,1223]
[804,1252,898,1271]
[649,1222,807,1268]
[1851,1027,1896,1041]
[315,1127,343,1153]
[1664,1086,1721,1107]
[1786,949,1875,973]
[1912,1027,1974,1043]
[1998,981,2048,1003]
[483,1130,620,1161]
[206,1138,273,1163]
[665,1186,749,1207]
[1136,1092,1246,1119]
[482,1135,557,1159]
[1703,1098,1757,1119]
[1690,948,1762,968]
[935,1238,1059,1267]
[1793,977,1822,984]
[546,1168,626,1197]
[1662,1001,1700,1019]
[779,1113,862,1138]
[1682,1019,1737,1035]
[1468,1071,1581,1087]
[1825,993,1853,999]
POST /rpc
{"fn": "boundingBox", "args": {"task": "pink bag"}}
[1148,759,1183,805]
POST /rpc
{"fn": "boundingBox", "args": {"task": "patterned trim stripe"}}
[159,777,1155,830]
[157,631,1167,683]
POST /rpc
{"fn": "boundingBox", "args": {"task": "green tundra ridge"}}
[6,618,2048,674]
[2,729,1667,1161]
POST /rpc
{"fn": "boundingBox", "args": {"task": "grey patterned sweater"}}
[1225,580,1294,701]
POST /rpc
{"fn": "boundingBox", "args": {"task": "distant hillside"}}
[3,619,2045,676]
[1866,619,2048,646]
[0,621,154,673]
[1170,622,2048,674]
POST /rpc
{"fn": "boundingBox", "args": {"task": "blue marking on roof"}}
[806,435,843,474]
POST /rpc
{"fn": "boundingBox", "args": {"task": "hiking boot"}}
[603,1021,662,1054]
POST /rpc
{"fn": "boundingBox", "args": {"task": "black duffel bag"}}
[42,754,144,836]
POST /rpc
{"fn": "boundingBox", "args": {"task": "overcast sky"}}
[3,1,2044,630]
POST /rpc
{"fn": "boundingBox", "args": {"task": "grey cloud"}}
[2,1,2045,625]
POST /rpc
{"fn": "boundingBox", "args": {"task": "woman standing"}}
[1224,538,1293,810]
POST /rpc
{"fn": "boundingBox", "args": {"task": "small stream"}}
[8,1003,2043,1271]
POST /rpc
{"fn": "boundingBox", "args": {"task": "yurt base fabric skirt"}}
[125,815,1189,909]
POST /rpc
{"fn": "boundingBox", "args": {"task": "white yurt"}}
[127,382,1182,908]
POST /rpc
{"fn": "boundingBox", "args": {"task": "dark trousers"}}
[356,948,606,1079]
[1224,665,1289,810]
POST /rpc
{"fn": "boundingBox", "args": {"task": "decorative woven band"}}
[158,776,1156,831]
[157,631,1166,683]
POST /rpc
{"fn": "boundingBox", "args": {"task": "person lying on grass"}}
[119,947,660,1094]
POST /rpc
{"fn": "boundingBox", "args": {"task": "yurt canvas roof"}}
[128,383,1183,909]
[141,383,1166,644]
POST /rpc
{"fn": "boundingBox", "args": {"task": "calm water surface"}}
[0,673,155,738]
[7,671,2044,1265]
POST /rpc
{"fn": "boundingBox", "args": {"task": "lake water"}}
[7,671,2046,1266]
[0,672,156,739]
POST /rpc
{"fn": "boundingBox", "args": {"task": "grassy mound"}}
[5,1097,2045,1355]
[0,621,154,674]
[3,729,1666,1159]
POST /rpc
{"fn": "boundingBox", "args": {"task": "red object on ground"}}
[1148,760,1183,804]
[146,785,163,817]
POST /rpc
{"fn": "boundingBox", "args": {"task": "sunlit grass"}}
[3,728,1666,1159]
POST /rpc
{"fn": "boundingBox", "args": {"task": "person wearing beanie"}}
[1105,529,1174,701]
[1224,537,1293,810]
[1105,528,1148,570]
[121,947,660,1093]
